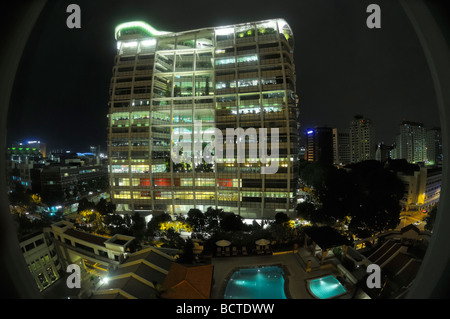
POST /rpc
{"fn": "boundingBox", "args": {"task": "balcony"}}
[239,99,260,107]
[259,46,279,54]
[216,88,236,94]
[236,36,255,44]
[260,58,282,65]
[216,39,234,47]
[117,59,135,66]
[238,85,259,93]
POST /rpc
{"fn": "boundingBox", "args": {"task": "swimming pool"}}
[224,266,287,299]
[308,275,347,299]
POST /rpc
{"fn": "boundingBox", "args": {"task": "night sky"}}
[7,0,443,152]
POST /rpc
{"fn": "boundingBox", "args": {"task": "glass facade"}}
[107,19,299,219]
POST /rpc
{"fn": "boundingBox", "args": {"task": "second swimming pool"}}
[308,275,347,299]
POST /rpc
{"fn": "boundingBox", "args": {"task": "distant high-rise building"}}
[375,142,391,163]
[332,128,350,166]
[7,140,46,162]
[305,127,333,164]
[426,127,442,166]
[397,121,427,163]
[90,145,101,157]
[349,115,375,163]
[392,135,401,160]
[107,19,298,219]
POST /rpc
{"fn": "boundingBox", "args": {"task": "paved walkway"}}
[210,249,340,299]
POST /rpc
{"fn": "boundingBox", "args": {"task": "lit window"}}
[123,41,138,48]
[140,39,156,46]
[237,55,258,63]
[215,58,235,65]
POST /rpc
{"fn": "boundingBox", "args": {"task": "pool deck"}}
[210,249,343,299]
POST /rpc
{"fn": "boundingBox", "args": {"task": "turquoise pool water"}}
[224,266,287,299]
[308,275,347,299]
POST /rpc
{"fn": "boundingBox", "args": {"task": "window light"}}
[141,39,156,46]
[123,41,138,48]
[215,27,234,36]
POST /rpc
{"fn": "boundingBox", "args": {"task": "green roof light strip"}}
[115,21,171,40]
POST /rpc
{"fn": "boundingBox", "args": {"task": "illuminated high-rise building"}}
[107,19,298,219]
[332,128,350,166]
[305,127,333,164]
[349,115,375,163]
[426,127,442,166]
[397,121,427,164]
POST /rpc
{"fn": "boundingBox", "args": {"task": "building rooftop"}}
[162,263,214,299]
[124,247,174,270]
[115,262,167,285]
[64,228,109,246]
[383,252,413,278]
[115,18,294,43]
[92,246,175,299]
[394,259,421,287]
[367,239,397,262]
[97,275,158,299]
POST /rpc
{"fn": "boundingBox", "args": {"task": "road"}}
[397,210,427,231]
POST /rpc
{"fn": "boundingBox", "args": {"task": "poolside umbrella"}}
[216,240,231,247]
[255,239,270,246]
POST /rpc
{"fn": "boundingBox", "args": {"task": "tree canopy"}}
[298,160,405,236]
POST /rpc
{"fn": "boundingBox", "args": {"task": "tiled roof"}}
[383,252,413,278]
[400,224,421,235]
[92,247,175,299]
[162,263,214,299]
[368,240,397,262]
[99,275,157,299]
[115,262,167,285]
[394,260,422,287]
[124,247,174,271]
[375,243,401,265]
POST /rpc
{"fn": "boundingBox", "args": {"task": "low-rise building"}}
[36,162,108,207]
[46,221,136,281]
[19,231,62,291]
[396,166,441,212]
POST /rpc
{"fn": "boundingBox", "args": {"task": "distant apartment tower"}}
[375,142,391,163]
[349,115,375,163]
[332,128,350,166]
[304,127,333,164]
[426,127,442,165]
[397,121,427,163]
[107,19,298,219]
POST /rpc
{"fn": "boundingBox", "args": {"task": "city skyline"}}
[7,0,442,152]
[2,0,448,301]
